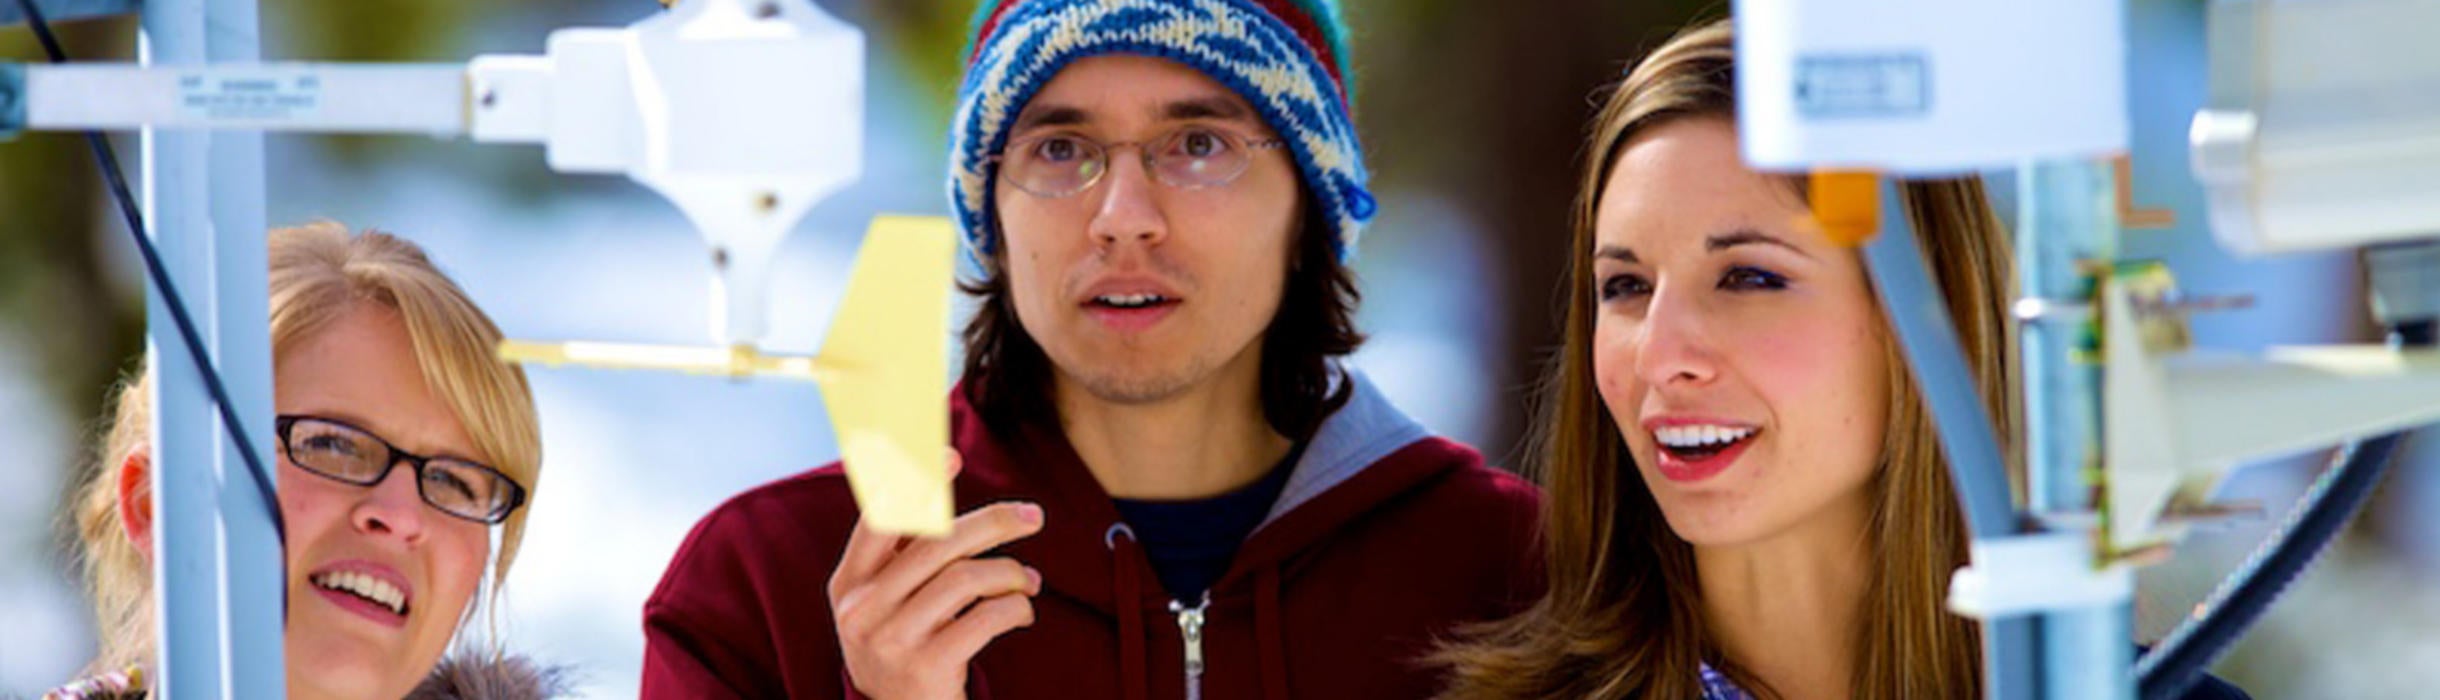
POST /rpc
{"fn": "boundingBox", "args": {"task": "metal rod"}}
[25,63,470,135]
[142,0,283,693]
[1860,179,2019,537]
[2016,158,2131,700]
[1855,177,2039,699]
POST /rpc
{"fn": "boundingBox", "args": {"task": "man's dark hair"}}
[959,194,1363,442]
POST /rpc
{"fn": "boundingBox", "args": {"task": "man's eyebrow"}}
[1161,96,1254,123]
[1011,103,1090,134]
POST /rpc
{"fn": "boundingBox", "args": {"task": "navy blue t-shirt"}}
[1111,444,1303,602]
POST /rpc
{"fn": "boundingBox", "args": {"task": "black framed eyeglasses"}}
[987,125,1288,198]
[274,415,528,524]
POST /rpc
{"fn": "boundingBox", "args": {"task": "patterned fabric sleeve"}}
[1699,662,1755,700]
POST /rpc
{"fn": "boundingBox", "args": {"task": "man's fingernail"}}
[1018,503,1044,524]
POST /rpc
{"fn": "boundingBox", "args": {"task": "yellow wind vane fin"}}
[494,214,957,536]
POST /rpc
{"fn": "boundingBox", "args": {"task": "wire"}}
[2134,322,2428,699]
[13,0,286,540]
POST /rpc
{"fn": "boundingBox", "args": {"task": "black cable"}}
[2134,323,2426,698]
[2393,318,2437,347]
[13,0,286,540]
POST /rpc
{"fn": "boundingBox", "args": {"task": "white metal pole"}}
[140,0,281,693]
[203,0,283,692]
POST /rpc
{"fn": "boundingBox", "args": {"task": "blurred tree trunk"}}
[2,19,147,606]
[1,18,143,482]
[1356,0,1710,463]
[1475,1,1708,463]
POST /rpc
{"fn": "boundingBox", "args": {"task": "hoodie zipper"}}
[1169,593,1210,700]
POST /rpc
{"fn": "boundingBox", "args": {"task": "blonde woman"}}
[53,222,564,699]
[1434,19,2239,700]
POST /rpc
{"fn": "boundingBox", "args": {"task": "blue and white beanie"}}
[949,0,1378,264]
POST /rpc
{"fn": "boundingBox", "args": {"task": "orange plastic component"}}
[1808,170,1881,246]
[2113,154,2176,230]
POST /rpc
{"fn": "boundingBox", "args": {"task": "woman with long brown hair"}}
[1435,18,2241,700]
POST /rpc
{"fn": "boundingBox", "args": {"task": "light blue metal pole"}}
[142,0,281,694]
[204,0,282,692]
[2017,159,2134,700]
[1855,179,2039,700]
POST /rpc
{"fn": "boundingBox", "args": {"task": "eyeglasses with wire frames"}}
[274,415,528,524]
[988,126,1288,199]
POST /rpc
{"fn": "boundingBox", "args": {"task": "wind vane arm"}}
[496,215,959,536]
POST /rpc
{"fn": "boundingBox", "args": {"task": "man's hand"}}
[829,453,1044,699]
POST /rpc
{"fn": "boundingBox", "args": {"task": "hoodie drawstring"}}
[1106,523,1149,700]
[1256,567,1289,700]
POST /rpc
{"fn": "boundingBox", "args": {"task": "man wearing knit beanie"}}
[642,2,1541,698]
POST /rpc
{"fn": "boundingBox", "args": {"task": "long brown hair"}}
[69,221,543,675]
[1435,18,2019,699]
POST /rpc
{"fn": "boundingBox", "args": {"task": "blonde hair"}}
[69,221,542,675]
[1435,18,2020,699]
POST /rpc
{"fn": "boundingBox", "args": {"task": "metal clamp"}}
[1949,531,2135,620]
[2366,240,2440,327]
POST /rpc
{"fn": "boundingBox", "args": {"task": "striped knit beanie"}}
[949,0,1377,264]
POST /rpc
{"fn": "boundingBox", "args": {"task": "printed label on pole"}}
[1795,53,1929,120]
[179,72,320,122]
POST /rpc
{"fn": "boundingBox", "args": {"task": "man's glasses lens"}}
[1003,127,1263,197]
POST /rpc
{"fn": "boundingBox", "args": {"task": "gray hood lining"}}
[1257,368,1432,528]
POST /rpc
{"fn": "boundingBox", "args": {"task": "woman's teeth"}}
[312,571,407,615]
[1654,424,1757,450]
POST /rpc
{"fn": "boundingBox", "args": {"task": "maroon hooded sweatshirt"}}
[640,372,1542,699]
